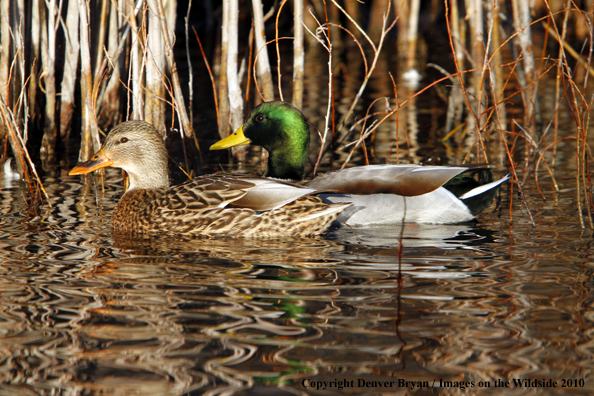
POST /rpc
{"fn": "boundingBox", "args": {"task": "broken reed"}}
[0,0,591,226]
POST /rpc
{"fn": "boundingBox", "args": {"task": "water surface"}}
[0,167,592,395]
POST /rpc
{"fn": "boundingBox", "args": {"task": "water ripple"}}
[0,175,591,394]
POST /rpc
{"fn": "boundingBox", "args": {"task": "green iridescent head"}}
[211,101,310,180]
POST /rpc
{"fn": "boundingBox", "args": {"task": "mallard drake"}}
[210,101,509,225]
[69,120,351,237]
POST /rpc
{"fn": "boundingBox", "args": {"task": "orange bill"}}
[68,147,114,175]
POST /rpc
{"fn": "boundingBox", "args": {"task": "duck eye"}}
[120,137,128,143]
[255,115,265,122]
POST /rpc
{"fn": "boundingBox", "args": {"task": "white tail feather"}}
[460,175,510,200]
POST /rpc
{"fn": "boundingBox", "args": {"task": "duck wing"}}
[307,164,507,225]
[307,164,473,196]
[227,177,320,211]
[161,174,317,212]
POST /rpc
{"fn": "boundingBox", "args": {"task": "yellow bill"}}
[210,125,251,150]
[69,147,114,175]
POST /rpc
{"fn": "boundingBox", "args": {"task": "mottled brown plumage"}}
[69,121,350,237]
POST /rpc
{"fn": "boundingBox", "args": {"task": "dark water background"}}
[1,17,594,396]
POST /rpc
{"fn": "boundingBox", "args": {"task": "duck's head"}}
[210,101,310,180]
[69,121,169,191]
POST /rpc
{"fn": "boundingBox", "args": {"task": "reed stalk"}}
[14,1,27,134]
[225,0,243,131]
[275,0,289,102]
[185,0,194,125]
[443,0,464,154]
[227,0,245,162]
[28,0,40,126]
[94,1,110,77]
[0,0,10,126]
[77,0,101,162]
[405,0,420,73]
[489,0,506,167]
[0,6,21,175]
[145,0,166,135]
[217,0,230,140]
[292,0,304,108]
[59,0,80,147]
[129,0,144,120]
[96,0,122,128]
[40,0,58,166]
[465,0,488,162]
[512,0,538,135]
[154,0,194,140]
[394,0,409,62]
[252,0,275,101]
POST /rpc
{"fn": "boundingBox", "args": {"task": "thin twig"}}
[303,10,331,176]
[192,27,219,124]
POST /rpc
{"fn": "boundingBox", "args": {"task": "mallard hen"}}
[69,121,350,237]
[210,101,509,225]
